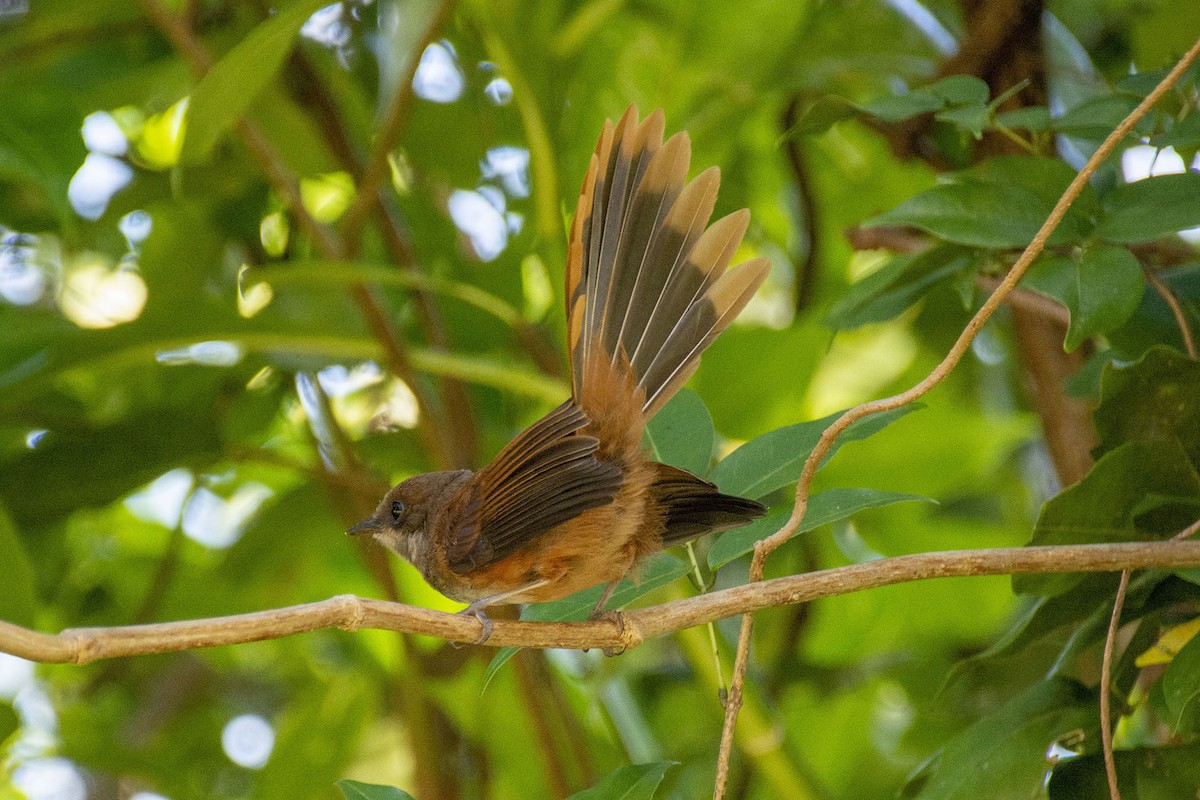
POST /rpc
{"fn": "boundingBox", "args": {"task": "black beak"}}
[346,518,380,536]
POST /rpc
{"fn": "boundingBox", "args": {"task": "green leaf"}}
[1049,744,1200,799]
[825,247,973,329]
[935,103,989,138]
[905,679,1093,800]
[707,489,933,569]
[927,75,990,106]
[181,0,332,163]
[1157,111,1200,152]
[1064,245,1144,350]
[867,177,1045,248]
[710,406,917,500]
[1052,94,1140,139]
[1095,172,1200,244]
[1015,439,1200,596]
[567,762,676,800]
[868,156,1096,249]
[1163,626,1200,730]
[1094,346,1200,462]
[337,780,416,800]
[643,388,715,477]
[780,94,858,138]
[482,555,691,686]
[1023,247,1145,351]
[861,89,944,122]
[994,106,1052,133]
[0,505,36,626]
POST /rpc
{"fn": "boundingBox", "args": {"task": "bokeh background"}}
[1,0,1199,798]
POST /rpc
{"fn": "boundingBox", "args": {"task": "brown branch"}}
[1098,519,1200,799]
[4,541,1200,665]
[976,275,1071,327]
[1010,307,1096,485]
[712,35,1200,799]
[139,0,460,470]
[783,96,821,314]
[1100,569,1131,800]
[1142,264,1198,359]
[339,0,454,246]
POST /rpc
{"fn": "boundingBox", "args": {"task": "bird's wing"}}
[444,401,622,574]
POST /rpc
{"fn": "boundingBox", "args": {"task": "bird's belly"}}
[452,481,658,605]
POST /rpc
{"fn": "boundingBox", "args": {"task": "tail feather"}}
[642,257,770,417]
[566,105,769,423]
[651,463,766,547]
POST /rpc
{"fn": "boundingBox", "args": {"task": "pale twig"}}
[1141,264,1198,359]
[712,35,1200,799]
[1099,570,1131,800]
[3,541,1200,664]
[1099,518,1200,800]
[1097,252,1200,800]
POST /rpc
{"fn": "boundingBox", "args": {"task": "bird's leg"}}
[456,579,551,645]
[589,580,620,618]
[587,580,629,655]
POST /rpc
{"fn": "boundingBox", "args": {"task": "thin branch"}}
[1098,518,1200,799]
[139,0,459,469]
[3,541,1200,665]
[783,96,821,314]
[976,275,1071,327]
[1142,264,1198,359]
[1100,569,1130,800]
[712,35,1200,799]
[340,0,455,245]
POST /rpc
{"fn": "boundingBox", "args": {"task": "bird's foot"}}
[587,608,629,656]
[455,602,494,646]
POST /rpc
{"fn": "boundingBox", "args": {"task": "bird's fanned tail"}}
[566,106,771,423]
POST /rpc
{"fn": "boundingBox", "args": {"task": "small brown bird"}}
[349,106,769,639]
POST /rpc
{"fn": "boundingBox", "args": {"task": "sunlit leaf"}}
[181,0,332,163]
[1163,627,1200,730]
[337,780,416,800]
[1137,616,1200,667]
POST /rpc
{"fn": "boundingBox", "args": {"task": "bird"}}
[348,106,770,642]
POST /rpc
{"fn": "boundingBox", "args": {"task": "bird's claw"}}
[454,603,494,646]
[587,609,628,656]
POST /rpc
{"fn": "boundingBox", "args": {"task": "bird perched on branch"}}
[349,106,769,641]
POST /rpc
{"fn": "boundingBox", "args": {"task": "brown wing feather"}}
[445,402,622,573]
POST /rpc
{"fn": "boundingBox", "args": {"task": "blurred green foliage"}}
[1,0,1200,798]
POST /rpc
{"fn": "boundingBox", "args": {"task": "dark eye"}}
[391,500,405,521]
